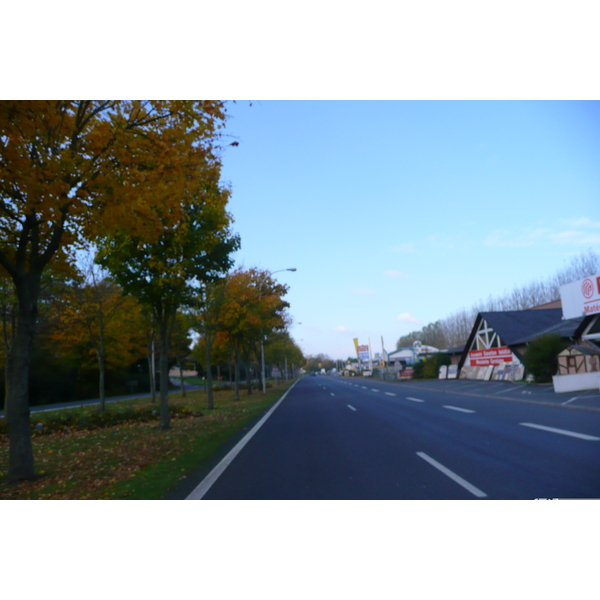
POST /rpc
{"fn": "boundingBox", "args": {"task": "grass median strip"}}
[0,381,295,500]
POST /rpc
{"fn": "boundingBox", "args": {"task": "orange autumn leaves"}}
[201,267,290,354]
[49,275,146,373]
[0,101,227,264]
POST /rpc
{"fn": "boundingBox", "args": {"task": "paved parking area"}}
[371,378,600,411]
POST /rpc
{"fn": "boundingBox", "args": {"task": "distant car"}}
[309,372,316,376]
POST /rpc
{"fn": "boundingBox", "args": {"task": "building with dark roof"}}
[457,308,582,381]
[459,308,563,366]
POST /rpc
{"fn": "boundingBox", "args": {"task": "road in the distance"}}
[194,376,600,500]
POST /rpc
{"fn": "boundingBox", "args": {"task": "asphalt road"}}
[189,375,600,500]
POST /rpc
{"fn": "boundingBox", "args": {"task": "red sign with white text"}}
[469,346,513,367]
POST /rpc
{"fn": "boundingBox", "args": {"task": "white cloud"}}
[558,217,600,229]
[428,234,455,249]
[332,325,352,333]
[397,312,420,323]
[383,270,407,278]
[484,228,550,247]
[391,243,415,253]
[353,288,377,296]
[549,230,600,245]
[485,222,600,248]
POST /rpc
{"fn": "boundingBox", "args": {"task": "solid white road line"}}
[385,392,396,397]
[347,404,357,411]
[561,397,579,406]
[416,452,488,498]
[443,405,476,414]
[186,379,300,500]
[520,423,600,441]
[406,397,424,403]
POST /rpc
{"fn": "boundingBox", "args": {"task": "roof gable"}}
[458,308,566,370]
[479,309,564,345]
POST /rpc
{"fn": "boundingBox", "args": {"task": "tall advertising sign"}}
[560,274,600,319]
[357,345,370,362]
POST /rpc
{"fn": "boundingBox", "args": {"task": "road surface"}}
[188,376,600,500]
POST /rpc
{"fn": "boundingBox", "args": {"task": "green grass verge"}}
[108,388,289,499]
[0,380,295,500]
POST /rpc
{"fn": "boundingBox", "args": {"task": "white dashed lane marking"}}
[416,452,487,498]
[443,405,476,414]
[520,423,600,441]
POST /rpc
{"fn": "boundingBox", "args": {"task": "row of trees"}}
[0,101,246,482]
[0,256,197,409]
[396,250,600,350]
[191,267,303,407]
[304,354,337,373]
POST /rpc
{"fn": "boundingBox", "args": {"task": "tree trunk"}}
[96,309,107,411]
[257,360,263,392]
[159,319,170,429]
[233,343,240,401]
[245,353,253,395]
[97,348,106,412]
[206,336,214,410]
[5,274,41,482]
[147,338,156,403]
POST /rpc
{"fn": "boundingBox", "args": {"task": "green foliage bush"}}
[426,353,451,378]
[412,362,425,379]
[522,333,569,383]
[412,353,450,379]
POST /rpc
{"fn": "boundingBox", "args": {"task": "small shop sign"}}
[469,346,513,366]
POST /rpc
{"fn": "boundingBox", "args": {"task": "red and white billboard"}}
[357,345,370,361]
[560,274,600,319]
[469,346,514,366]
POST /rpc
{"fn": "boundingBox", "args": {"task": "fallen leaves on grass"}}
[0,385,289,500]
[0,417,200,500]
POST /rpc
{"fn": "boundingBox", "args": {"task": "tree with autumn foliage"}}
[95,181,239,430]
[48,262,146,411]
[215,268,290,401]
[0,100,227,481]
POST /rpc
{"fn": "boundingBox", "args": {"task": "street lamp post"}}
[261,268,296,393]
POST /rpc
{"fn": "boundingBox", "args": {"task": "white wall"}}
[552,372,600,393]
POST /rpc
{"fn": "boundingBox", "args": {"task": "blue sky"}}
[219,101,600,360]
